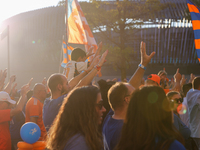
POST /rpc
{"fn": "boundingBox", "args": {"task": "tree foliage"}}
[58,0,170,79]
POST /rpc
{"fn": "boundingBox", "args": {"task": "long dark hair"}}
[46,86,103,150]
[116,86,184,150]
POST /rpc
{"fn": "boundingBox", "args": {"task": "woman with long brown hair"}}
[46,86,106,150]
[116,86,185,150]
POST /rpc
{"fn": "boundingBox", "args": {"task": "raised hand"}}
[180,74,187,86]
[42,77,47,86]
[0,70,3,80]
[174,68,182,82]
[9,75,16,83]
[86,46,95,58]
[95,42,103,57]
[88,55,101,70]
[189,73,195,83]
[0,69,7,84]
[20,78,33,96]
[28,78,33,87]
[140,41,155,67]
[11,83,18,98]
[97,50,108,67]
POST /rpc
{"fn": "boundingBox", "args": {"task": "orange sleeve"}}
[0,109,11,123]
[164,89,170,94]
[26,99,40,117]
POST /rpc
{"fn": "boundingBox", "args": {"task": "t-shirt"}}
[186,89,200,138]
[155,138,185,150]
[102,114,124,150]
[0,109,12,150]
[25,97,47,140]
[63,60,88,81]
[10,111,25,140]
[173,113,191,140]
[168,140,186,150]
[64,134,89,150]
[43,94,67,132]
[180,97,189,127]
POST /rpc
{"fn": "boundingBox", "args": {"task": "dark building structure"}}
[0,0,199,86]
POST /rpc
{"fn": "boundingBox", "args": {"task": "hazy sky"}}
[0,0,60,25]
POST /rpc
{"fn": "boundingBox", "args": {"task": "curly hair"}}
[116,86,184,150]
[46,86,103,150]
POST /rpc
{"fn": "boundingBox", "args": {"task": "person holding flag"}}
[63,42,102,81]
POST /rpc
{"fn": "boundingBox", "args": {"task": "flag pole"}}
[7,25,10,78]
[59,41,63,73]
[59,0,69,74]
[65,0,69,61]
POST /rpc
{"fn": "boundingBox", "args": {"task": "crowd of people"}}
[0,41,200,150]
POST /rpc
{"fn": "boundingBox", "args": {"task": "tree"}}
[58,0,170,80]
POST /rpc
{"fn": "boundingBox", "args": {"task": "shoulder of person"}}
[168,140,186,150]
[64,134,89,150]
[65,61,75,68]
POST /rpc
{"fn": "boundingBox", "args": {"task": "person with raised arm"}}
[43,50,108,132]
[63,42,102,81]
[128,41,155,89]
[0,78,32,150]
[186,76,200,149]
[102,41,155,150]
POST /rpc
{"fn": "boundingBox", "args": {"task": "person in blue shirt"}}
[102,82,135,150]
[46,86,106,150]
[43,50,108,132]
[116,86,185,150]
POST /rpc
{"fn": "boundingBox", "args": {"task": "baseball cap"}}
[147,74,161,85]
[0,91,16,104]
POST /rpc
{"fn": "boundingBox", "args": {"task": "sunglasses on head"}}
[96,100,104,110]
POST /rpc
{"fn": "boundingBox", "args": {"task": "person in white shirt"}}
[63,48,89,81]
[180,83,192,128]
[187,77,200,149]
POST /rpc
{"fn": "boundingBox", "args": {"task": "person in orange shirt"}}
[25,83,47,140]
[0,83,31,150]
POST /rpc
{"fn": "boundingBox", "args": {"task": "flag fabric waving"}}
[61,41,73,68]
[67,0,98,52]
[187,0,200,62]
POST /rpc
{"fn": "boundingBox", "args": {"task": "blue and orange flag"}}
[187,0,200,62]
[61,41,73,68]
[67,0,98,52]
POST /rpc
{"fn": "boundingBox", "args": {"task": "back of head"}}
[27,90,33,100]
[116,86,183,150]
[192,76,200,90]
[127,86,171,133]
[33,83,45,94]
[182,83,192,97]
[166,91,180,100]
[97,79,116,119]
[32,83,46,100]
[71,48,86,61]
[47,73,64,92]
[47,86,102,150]
[108,82,128,111]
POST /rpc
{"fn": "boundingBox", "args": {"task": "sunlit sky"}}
[0,0,60,26]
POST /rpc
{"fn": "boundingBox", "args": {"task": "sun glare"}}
[0,0,59,28]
